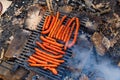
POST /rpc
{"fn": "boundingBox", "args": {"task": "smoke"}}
[95,60,120,80]
[69,34,93,69]
[65,34,93,80]
[67,34,120,80]
[72,38,93,69]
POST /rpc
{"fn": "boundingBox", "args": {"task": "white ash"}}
[102,36,110,50]
[25,4,44,30]
[81,18,97,31]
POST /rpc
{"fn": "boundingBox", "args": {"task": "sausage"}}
[66,22,75,41]
[64,22,75,50]
[32,54,60,65]
[45,15,52,30]
[60,15,67,26]
[58,25,65,40]
[48,12,60,37]
[46,36,56,42]
[29,56,47,64]
[64,42,68,50]
[68,18,80,48]
[42,43,65,54]
[50,20,60,37]
[62,17,76,40]
[35,48,63,58]
[36,41,58,55]
[63,27,70,42]
[35,51,64,63]
[41,16,55,34]
[29,63,58,67]
[65,19,71,26]
[56,25,64,39]
[43,42,62,50]
[44,67,58,75]
[54,15,67,38]
[27,59,36,64]
[42,16,49,30]
[40,36,64,47]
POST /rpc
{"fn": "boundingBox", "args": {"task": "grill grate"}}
[15,11,75,80]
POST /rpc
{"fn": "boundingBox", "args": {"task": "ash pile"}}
[0,0,120,80]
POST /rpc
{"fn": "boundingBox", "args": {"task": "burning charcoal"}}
[91,32,106,56]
